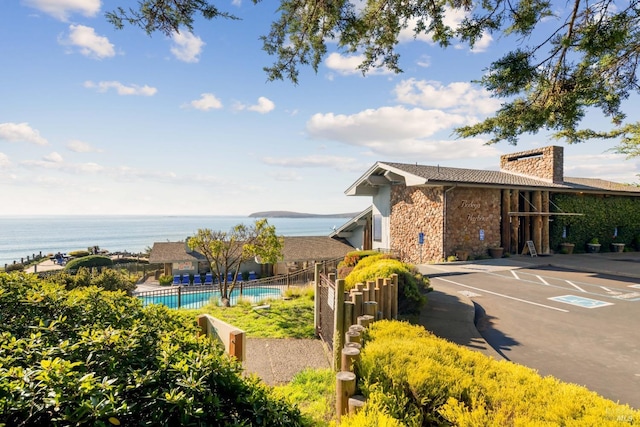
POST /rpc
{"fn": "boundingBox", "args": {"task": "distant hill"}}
[249,211,359,219]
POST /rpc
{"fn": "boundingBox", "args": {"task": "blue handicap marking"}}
[549,295,614,309]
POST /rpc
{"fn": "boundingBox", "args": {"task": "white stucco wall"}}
[372,185,391,250]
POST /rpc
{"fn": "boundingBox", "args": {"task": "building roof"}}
[148,242,208,264]
[346,161,640,196]
[329,206,372,238]
[282,236,354,262]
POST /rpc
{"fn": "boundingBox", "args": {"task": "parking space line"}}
[566,280,587,292]
[435,277,570,313]
[536,275,551,286]
[511,270,520,280]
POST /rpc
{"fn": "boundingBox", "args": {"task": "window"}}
[373,214,382,242]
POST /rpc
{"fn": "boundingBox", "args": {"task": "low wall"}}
[197,314,246,362]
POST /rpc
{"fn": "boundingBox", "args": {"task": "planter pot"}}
[611,243,625,253]
[559,243,575,254]
[455,250,469,261]
[488,247,504,258]
[586,243,601,253]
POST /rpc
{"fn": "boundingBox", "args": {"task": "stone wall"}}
[444,188,502,259]
[500,145,564,183]
[390,186,444,263]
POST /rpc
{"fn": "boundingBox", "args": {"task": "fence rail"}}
[134,257,342,310]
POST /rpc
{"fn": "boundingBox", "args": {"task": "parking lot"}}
[421,252,640,409]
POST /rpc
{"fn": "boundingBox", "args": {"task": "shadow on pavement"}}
[472,301,520,361]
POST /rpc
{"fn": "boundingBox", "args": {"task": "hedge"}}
[64,255,113,271]
[344,256,430,316]
[346,320,639,426]
[0,272,306,426]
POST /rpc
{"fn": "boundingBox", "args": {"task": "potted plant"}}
[559,241,575,254]
[455,249,469,261]
[611,238,625,253]
[488,247,504,258]
[586,238,601,253]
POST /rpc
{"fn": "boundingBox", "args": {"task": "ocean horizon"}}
[0,215,350,267]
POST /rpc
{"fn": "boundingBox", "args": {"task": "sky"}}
[1,0,639,216]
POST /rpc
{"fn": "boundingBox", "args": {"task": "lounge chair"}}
[182,275,191,285]
[193,274,202,285]
[248,271,258,281]
[173,275,181,285]
[227,272,234,282]
[204,273,213,285]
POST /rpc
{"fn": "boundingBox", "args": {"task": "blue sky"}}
[1,0,639,216]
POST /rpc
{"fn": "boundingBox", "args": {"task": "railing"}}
[134,257,342,310]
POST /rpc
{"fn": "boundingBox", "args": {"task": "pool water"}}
[140,286,282,309]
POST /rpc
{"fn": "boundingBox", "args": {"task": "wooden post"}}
[336,371,356,420]
[376,278,384,319]
[363,301,377,317]
[533,190,542,256]
[343,301,355,336]
[314,263,321,337]
[510,189,519,252]
[355,282,365,293]
[351,292,363,320]
[333,279,346,371]
[345,342,362,351]
[357,315,374,328]
[348,395,366,415]
[391,274,398,320]
[196,314,208,336]
[383,278,392,320]
[341,346,360,373]
[345,330,361,345]
[229,330,245,362]
[542,191,550,255]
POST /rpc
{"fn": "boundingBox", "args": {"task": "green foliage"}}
[188,219,284,306]
[344,257,429,316]
[550,194,640,252]
[272,368,335,426]
[4,263,24,272]
[188,291,316,338]
[355,320,639,426]
[68,250,91,257]
[0,272,305,426]
[158,274,174,286]
[339,250,384,268]
[49,267,136,295]
[65,255,113,271]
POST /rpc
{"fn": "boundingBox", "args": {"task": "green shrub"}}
[0,272,306,426]
[68,250,91,257]
[49,267,136,294]
[355,320,640,426]
[112,257,148,265]
[4,263,24,272]
[338,250,386,269]
[65,255,113,271]
[344,258,429,316]
[158,274,173,286]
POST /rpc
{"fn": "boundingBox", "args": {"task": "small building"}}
[334,145,640,263]
[274,236,355,274]
[148,242,208,277]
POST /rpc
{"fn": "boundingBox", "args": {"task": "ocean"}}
[0,215,349,267]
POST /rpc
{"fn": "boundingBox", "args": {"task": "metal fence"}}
[316,272,336,351]
[134,257,342,310]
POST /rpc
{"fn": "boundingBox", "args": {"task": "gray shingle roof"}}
[282,236,354,262]
[382,162,640,194]
[148,242,207,263]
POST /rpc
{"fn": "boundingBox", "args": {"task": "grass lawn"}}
[184,285,316,338]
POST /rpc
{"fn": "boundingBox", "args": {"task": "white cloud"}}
[268,170,302,181]
[0,122,48,145]
[43,152,64,163]
[23,0,100,21]
[248,97,275,114]
[84,80,157,96]
[263,155,361,172]
[0,153,10,167]
[61,25,115,59]
[67,139,101,152]
[393,79,500,115]
[305,106,504,160]
[234,97,276,114]
[325,53,393,76]
[471,31,493,53]
[565,153,640,184]
[183,93,223,111]
[170,31,205,63]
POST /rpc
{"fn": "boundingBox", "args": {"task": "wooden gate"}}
[316,272,336,351]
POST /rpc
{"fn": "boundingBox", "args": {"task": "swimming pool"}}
[139,286,282,309]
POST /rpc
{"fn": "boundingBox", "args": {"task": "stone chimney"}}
[500,145,564,183]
